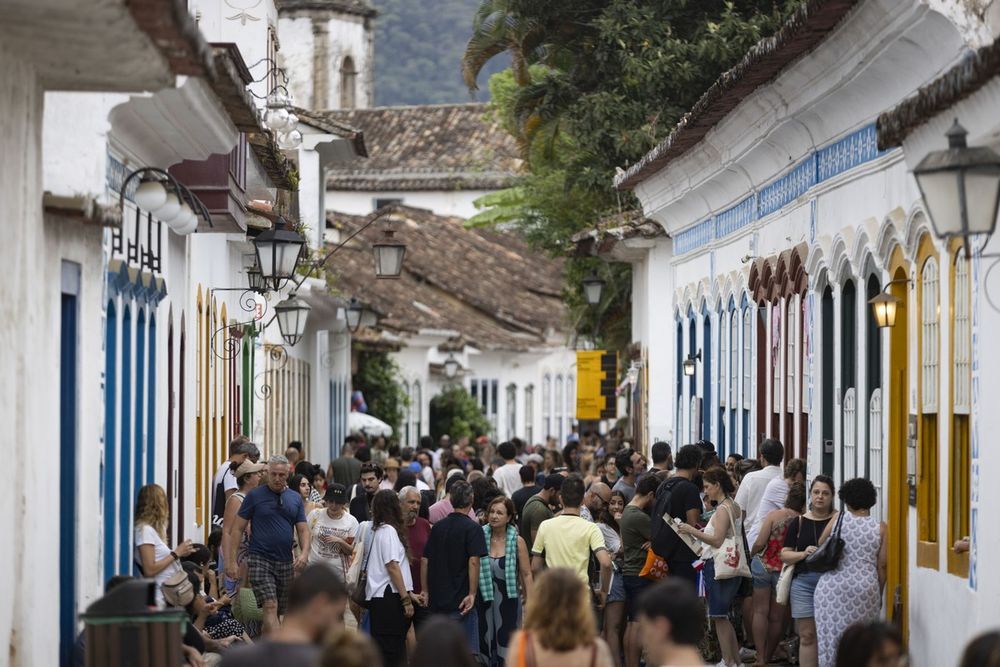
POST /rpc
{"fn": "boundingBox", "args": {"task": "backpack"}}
[650,477,693,561]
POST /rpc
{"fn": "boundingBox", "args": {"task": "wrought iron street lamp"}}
[247,264,267,293]
[444,354,460,379]
[253,218,306,291]
[120,167,212,235]
[372,228,407,279]
[682,350,701,377]
[913,119,1000,255]
[345,297,364,333]
[274,294,311,346]
[582,273,605,306]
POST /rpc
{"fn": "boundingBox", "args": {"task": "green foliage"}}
[352,351,409,436]
[429,386,492,443]
[465,0,801,351]
[372,0,509,105]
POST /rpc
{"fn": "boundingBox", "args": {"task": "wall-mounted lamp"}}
[444,354,460,379]
[868,278,910,328]
[914,119,1000,256]
[682,350,701,377]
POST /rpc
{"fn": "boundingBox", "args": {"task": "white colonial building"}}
[583,0,1000,663]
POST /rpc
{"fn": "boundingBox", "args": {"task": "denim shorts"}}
[623,575,653,621]
[703,560,741,618]
[790,570,822,619]
[608,567,626,603]
[751,556,780,589]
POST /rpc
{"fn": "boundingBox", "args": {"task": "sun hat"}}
[234,460,266,477]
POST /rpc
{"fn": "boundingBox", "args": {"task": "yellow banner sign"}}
[576,350,618,420]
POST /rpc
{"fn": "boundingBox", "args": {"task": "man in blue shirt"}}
[226,454,310,634]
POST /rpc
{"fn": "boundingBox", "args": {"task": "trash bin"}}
[79,578,187,667]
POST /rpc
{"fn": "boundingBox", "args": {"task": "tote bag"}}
[713,502,751,580]
[775,564,795,604]
[638,549,669,581]
[346,522,374,607]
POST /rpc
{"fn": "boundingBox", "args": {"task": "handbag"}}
[803,511,845,573]
[348,522,375,608]
[638,549,668,581]
[713,502,751,580]
[775,564,795,605]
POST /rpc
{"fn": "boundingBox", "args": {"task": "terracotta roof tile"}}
[878,36,1000,149]
[324,205,567,351]
[276,0,377,17]
[317,103,522,191]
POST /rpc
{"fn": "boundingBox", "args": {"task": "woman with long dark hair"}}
[598,491,627,667]
[366,489,414,667]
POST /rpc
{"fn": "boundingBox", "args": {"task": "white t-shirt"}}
[734,465,782,541]
[749,476,790,545]
[307,508,360,579]
[421,466,435,489]
[493,462,524,498]
[365,524,413,599]
[134,523,181,606]
[214,461,238,494]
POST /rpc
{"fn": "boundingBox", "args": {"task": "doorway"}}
[886,256,909,639]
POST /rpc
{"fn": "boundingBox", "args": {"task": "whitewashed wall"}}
[329,189,494,219]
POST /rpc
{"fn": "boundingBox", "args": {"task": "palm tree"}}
[462,0,543,90]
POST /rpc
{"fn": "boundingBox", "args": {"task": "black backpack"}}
[650,477,692,561]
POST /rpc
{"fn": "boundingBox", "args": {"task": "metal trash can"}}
[79,578,187,667]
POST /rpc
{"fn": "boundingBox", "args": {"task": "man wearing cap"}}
[519,474,563,551]
[306,483,359,584]
[380,457,401,490]
[226,455,310,635]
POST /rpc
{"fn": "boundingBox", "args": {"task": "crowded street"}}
[5,0,1000,666]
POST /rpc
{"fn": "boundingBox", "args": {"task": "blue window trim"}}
[671,124,890,256]
[135,310,146,498]
[119,305,132,575]
[103,301,117,582]
[701,303,712,447]
[147,314,157,484]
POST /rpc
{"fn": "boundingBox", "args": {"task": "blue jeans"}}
[444,610,480,655]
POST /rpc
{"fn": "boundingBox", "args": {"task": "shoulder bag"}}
[802,511,845,573]
[713,501,752,580]
[347,522,375,608]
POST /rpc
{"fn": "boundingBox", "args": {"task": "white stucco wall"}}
[278,11,373,110]
[328,188,494,219]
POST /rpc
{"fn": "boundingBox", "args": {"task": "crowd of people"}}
[103,430,999,667]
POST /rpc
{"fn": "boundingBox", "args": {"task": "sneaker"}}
[738,647,757,663]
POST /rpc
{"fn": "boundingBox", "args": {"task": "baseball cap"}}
[233,460,266,477]
[324,483,348,504]
[543,474,565,491]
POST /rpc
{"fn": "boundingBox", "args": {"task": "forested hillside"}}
[372,0,507,106]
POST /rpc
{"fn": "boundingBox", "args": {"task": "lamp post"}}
[274,294,311,347]
[372,228,406,279]
[444,354,460,379]
[345,297,364,333]
[253,218,306,291]
[913,119,1000,255]
[582,273,605,306]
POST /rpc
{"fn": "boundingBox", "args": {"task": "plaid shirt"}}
[479,524,518,602]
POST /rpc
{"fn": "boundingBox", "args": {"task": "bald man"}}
[581,482,613,522]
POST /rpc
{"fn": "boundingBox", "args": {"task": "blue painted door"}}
[103,301,117,581]
[60,263,80,665]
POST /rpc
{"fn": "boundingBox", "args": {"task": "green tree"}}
[429,386,492,443]
[464,0,801,351]
[352,351,408,436]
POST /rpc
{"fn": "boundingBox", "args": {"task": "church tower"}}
[275,0,376,111]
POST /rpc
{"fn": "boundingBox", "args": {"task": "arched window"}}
[402,380,411,447]
[730,310,739,407]
[916,237,940,567]
[843,388,857,483]
[555,375,564,445]
[949,252,971,576]
[542,374,551,439]
[506,383,517,440]
[524,385,535,445]
[786,297,797,413]
[566,374,575,438]
[119,305,133,574]
[868,388,883,522]
[340,56,357,109]
[771,303,781,415]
